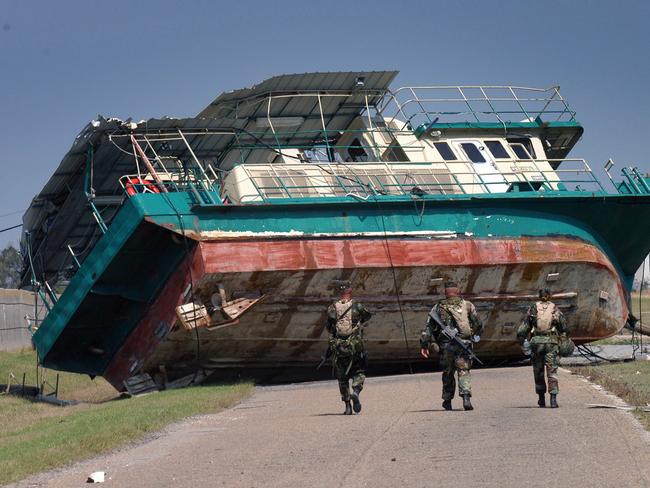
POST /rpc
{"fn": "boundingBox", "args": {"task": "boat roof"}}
[21,71,400,282]
[199,70,398,119]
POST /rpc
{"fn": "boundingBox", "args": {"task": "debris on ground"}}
[86,471,105,483]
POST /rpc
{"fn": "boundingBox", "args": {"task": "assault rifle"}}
[316,346,333,370]
[316,304,373,370]
[428,308,484,366]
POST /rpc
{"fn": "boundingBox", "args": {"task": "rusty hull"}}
[101,235,626,388]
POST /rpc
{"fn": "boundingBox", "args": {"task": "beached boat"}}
[23,71,650,390]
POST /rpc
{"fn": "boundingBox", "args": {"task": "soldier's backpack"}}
[333,300,355,337]
[535,301,556,332]
[330,300,363,358]
[444,299,472,338]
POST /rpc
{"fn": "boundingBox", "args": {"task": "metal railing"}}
[379,85,576,131]
[113,132,222,204]
[224,158,605,203]
[113,123,612,205]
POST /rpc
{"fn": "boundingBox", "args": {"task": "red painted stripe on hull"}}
[199,237,614,273]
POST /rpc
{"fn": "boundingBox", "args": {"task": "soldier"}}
[517,288,568,408]
[326,281,372,415]
[420,282,483,411]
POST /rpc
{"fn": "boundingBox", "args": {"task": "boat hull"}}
[33,191,650,391]
[103,235,627,389]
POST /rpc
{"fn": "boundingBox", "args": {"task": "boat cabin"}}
[221,115,569,203]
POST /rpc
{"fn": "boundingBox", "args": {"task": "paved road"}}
[13,367,650,488]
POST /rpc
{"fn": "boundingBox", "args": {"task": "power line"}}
[0,224,21,233]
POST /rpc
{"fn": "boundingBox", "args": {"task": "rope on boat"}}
[254,120,416,371]
[151,147,203,382]
[640,258,646,355]
[212,122,417,370]
[576,344,617,363]
[633,256,647,347]
[374,197,414,374]
[629,255,647,364]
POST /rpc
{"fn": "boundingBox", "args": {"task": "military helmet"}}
[444,281,460,297]
[333,280,352,293]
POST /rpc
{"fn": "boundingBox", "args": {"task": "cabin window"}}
[460,143,486,163]
[348,138,369,162]
[303,146,342,163]
[507,138,536,159]
[303,147,329,162]
[381,138,409,162]
[433,142,457,161]
[485,141,509,159]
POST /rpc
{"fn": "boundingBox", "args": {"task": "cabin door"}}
[454,140,508,193]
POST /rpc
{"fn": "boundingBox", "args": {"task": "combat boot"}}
[351,388,362,414]
[550,394,558,408]
[442,399,452,411]
[462,394,473,411]
[343,401,352,415]
[537,393,546,408]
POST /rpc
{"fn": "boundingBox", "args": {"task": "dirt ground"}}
[10,366,650,488]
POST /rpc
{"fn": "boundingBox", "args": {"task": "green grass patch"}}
[0,350,253,485]
[631,292,650,320]
[591,331,634,346]
[0,349,117,403]
[572,360,650,430]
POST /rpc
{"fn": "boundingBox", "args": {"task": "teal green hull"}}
[32,191,650,384]
[143,190,648,284]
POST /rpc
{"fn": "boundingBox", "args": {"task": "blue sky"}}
[1,0,649,249]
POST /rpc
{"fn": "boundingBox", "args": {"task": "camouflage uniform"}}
[327,299,372,404]
[518,300,567,397]
[420,296,483,402]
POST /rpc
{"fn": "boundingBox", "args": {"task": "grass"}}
[0,349,253,486]
[591,330,634,345]
[572,360,650,430]
[0,348,117,403]
[631,292,650,321]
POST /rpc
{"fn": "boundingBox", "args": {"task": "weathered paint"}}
[103,248,204,389]
[35,218,192,376]
[137,190,650,285]
[32,198,146,359]
[32,189,650,386]
[96,234,627,388]
[197,236,620,275]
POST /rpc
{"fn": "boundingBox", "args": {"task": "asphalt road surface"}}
[12,367,650,488]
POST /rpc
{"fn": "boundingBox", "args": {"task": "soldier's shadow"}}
[409,409,463,413]
[312,413,351,416]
